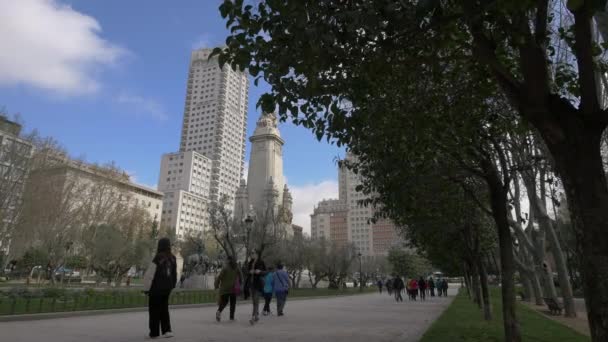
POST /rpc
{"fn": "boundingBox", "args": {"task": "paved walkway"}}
[0,289,456,342]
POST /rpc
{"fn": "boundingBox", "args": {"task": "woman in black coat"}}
[143,238,177,339]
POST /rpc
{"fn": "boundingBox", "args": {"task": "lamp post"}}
[358,252,362,292]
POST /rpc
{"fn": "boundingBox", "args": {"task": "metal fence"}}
[0,290,217,316]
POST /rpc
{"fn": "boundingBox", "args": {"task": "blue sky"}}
[0,0,343,231]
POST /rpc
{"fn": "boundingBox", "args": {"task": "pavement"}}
[0,289,456,342]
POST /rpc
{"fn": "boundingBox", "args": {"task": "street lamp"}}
[358,252,362,292]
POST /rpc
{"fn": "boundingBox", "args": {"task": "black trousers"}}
[218,293,236,319]
[148,294,171,337]
[395,290,403,302]
[263,293,273,313]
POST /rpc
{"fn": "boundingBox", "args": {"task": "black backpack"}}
[151,255,176,295]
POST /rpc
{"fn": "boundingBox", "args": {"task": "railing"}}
[0,290,217,316]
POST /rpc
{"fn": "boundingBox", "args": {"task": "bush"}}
[7,286,39,299]
[84,288,96,297]
[41,287,67,299]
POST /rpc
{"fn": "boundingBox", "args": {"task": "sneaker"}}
[249,318,256,325]
[278,312,284,317]
[216,311,221,322]
[254,315,259,322]
[262,311,268,316]
[162,332,174,338]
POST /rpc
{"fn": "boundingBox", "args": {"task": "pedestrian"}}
[418,277,426,301]
[393,275,404,302]
[409,278,419,301]
[429,277,436,297]
[143,237,177,339]
[386,278,393,296]
[273,263,290,316]
[437,278,443,297]
[246,250,266,325]
[442,278,449,296]
[214,256,240,322]
[262,266,275,316]
[377,279,383,294]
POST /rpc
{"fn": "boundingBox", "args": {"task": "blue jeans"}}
[275,291,288,314]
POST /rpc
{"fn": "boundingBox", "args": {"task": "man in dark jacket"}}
[393,276,404,302]
[143,238,177,339]
[246,250,266,325]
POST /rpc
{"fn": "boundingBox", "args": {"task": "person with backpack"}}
[262,266,275,316]
[214,256,240,322]
[143,238,177,339]
[246,250,266,325]
[273,263,290,316]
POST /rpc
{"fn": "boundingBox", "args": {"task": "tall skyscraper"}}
[179,48,249,204]
[157,47,249,239]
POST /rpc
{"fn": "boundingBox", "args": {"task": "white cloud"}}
[115,92,168,121]
[290,180,339,234]
[242,161,249,180]
[0,0,126,94]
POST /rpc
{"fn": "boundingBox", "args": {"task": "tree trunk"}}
[520,271,532,303]
[486,170,522,342]
[546,220,577,317]
[530,271,545,306]
[472,266,482,308]
[478,260,493,320]
[536,111,608,341]
[463,265,472,299]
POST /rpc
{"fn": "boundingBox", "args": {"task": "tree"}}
[85,205,154,286]
[212,2,605,339]
[387,249,432,279]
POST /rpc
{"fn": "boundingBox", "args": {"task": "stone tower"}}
[246,112,285,212]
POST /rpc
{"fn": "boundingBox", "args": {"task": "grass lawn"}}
[420,288,589,342]
[0,287,374,316]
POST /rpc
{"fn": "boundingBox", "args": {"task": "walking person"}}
[377,279,383,294]
[215,256,240,322]
[409,278,419,301]
[429,277,436,297]
[262,266,275,316]
[442,278,449,296]
[386,278,393,296]
[418,277,426,301]
[246,250,266,325]
[393,275,404,302]
[143,238,177,339]
[273,263,290,316]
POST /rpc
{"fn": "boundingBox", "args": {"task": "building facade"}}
[157,151,212,239]
[179,48,248,205]
[311,152,401,256]
[157,47,250,239]
[0,117,33,252]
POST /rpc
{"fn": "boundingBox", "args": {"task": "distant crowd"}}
[377,276,449,302]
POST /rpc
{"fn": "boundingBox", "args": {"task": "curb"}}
[0,292,375,322]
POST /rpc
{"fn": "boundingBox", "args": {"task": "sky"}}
[0,0,344,233]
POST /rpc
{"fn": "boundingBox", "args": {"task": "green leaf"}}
[567,0,584,11]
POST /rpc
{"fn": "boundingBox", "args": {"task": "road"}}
[0,289,456,342]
